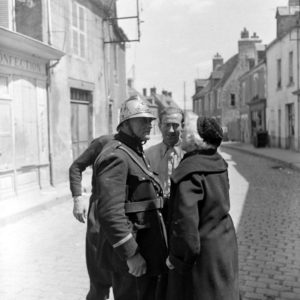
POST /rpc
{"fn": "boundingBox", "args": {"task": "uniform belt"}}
[125,198,164,213]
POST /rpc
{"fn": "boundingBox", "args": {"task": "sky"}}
[117,0,288,109]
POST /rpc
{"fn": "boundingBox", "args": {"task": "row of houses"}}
[193,0,300,152]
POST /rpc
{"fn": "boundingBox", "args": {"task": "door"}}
[286,103,295,150]
[70,88,92,159]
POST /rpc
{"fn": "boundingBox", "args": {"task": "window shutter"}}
[0,0,9,28]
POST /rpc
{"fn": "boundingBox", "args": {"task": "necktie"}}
[166,148,175,197]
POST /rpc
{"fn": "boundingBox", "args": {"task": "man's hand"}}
[73,196,88,223]
[166,256,175,270]
[126,253,147,277]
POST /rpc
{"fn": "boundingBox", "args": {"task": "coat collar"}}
[116,131,144,155]
[171,150,228,184]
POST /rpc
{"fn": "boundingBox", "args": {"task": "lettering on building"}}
[0,51,44,74]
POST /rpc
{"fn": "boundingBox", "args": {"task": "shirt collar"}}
[162,140,182,156]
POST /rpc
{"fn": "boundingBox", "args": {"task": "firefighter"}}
[89,95,168,300]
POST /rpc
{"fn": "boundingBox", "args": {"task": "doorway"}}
[286,103,295,150]
[70,88,92,159]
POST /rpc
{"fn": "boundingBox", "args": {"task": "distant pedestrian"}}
[69,135,113,300]
[166,113,240,300]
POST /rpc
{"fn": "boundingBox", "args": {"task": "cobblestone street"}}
[0,200,91,300]
[0,148,299,300]
[223,148,300,300]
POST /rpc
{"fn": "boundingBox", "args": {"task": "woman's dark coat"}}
[167,149,239,300]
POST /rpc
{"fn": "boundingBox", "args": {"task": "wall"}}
[47,0,127,184]
[266,30,299,151]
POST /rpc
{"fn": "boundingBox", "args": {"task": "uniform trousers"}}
[112,272,165,300]
[86,200,112,300]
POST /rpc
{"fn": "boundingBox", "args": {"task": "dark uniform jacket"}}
[167,149,239,300]
[69,135,113,197]
[91,131,168,276]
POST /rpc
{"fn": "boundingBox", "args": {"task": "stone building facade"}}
[0,0,127,199]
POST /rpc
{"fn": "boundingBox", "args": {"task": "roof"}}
[154,94,179,109]
[193,54,238,100]
[266,25,298,50]
[193,80,211,99]
[195,79,209,87]
[214,54,239,89]
[127,86,158,107]
[239,60,266,81]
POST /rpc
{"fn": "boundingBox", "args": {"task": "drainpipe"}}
[46,63,54,186]
[46,0,54,185]
[297,19,300,150]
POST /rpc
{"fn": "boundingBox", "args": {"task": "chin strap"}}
[127,121,147,144]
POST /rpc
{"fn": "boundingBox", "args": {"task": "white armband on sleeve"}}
[112,233,133,248]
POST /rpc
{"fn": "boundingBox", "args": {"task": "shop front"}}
[248,98,268,147]
[0,27,63,200]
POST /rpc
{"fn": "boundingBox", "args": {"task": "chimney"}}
[150,87,156,95]
[251,32,259,39]
[127,78,133,88]
[167,92,172,97]
[289,0,300,6]
[162,90,168,96]
[276,4,300,38]
[212,52,223,70]
[143,88,147,96]
[238,27,261,62]
[240,27,249,39]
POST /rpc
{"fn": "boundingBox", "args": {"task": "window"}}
[113,44,119,83]
[241,82,246,105]
[288,51,294,85]
[15,0,43,41]
[214,90,218,110]
[230,93,236,106]
[277,59,282,89]
[72,2,86,58]
[253,74,259,98]
[0,75,9,95]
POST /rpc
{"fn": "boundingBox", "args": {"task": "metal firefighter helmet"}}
[117,95,156,128]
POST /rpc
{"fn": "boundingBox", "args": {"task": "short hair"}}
[158,106,184,125]
[197,116,223,147]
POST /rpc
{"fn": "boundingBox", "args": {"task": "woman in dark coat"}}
[165,113,239,300]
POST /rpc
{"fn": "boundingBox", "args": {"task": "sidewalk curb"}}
[0,193,70,227]
[221,144,300,172]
